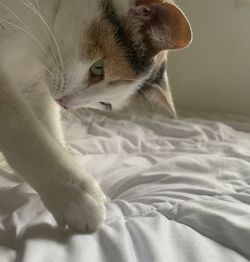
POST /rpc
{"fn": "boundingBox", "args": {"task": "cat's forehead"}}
[55,0,162,79]
[82,0,154,75]
[84,19,136,81]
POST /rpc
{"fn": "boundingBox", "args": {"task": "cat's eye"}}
[90,60,104,77]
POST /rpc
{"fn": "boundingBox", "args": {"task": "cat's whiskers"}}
[0,2,57,75]
[0,15,58,73]
[29,54,56,78]
[20,0,65,71]
[0,2,58,72]
[18,0,60,72]
[33,0,58,71]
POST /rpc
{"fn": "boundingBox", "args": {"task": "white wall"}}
[168,0,250,116]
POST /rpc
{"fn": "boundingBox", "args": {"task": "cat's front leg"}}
[0,68,106,232]
[22,80,65,145]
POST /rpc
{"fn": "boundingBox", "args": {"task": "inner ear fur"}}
[134,56,177,119]
[133,0,192,56]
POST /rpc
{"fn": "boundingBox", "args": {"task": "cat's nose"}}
[57,99,68,109]
[56,96,72,109]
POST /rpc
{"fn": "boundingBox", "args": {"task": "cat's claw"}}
[40,177,107,233]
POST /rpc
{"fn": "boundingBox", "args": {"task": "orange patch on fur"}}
[85,20,136,83]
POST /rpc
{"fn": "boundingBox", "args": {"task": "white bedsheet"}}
[1,110,250,262]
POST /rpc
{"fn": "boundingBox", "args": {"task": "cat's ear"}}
[132,61,177,119]
[141,84,177,119]
[131,0,192,56]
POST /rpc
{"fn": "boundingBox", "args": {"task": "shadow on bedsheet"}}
[15,223,75,262]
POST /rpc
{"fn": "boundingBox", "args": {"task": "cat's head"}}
[45,0,192,118]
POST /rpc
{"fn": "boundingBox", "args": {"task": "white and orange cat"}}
[0,0,191,232]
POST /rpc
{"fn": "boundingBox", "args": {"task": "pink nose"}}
[57,99,67,109]
[56,96,72,109]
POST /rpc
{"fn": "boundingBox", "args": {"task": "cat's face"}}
[45,0,192,115]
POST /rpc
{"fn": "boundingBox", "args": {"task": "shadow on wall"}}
[168,0,250,116]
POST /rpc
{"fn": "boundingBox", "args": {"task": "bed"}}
[0,109,250,262]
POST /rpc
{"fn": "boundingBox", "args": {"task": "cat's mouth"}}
[99,102,112,111]
[56,97,112,111]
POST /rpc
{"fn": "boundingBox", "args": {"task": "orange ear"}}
[132,1,192,55]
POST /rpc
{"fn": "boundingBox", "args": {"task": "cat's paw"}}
[40,175,106,233]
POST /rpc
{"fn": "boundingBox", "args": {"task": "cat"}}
[0,0,191,232]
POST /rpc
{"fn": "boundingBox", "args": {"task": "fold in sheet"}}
[0,110,250,262]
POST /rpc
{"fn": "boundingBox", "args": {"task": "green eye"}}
[90,60,104,77]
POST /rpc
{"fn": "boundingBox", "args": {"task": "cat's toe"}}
[63,187,106,232]
[65,197,106,233]
[40,173,107,233]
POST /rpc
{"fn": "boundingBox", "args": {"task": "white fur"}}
[0,0,176,232]
[0,0,127,232]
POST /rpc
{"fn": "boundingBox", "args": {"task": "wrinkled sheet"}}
[0,110,250,262]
